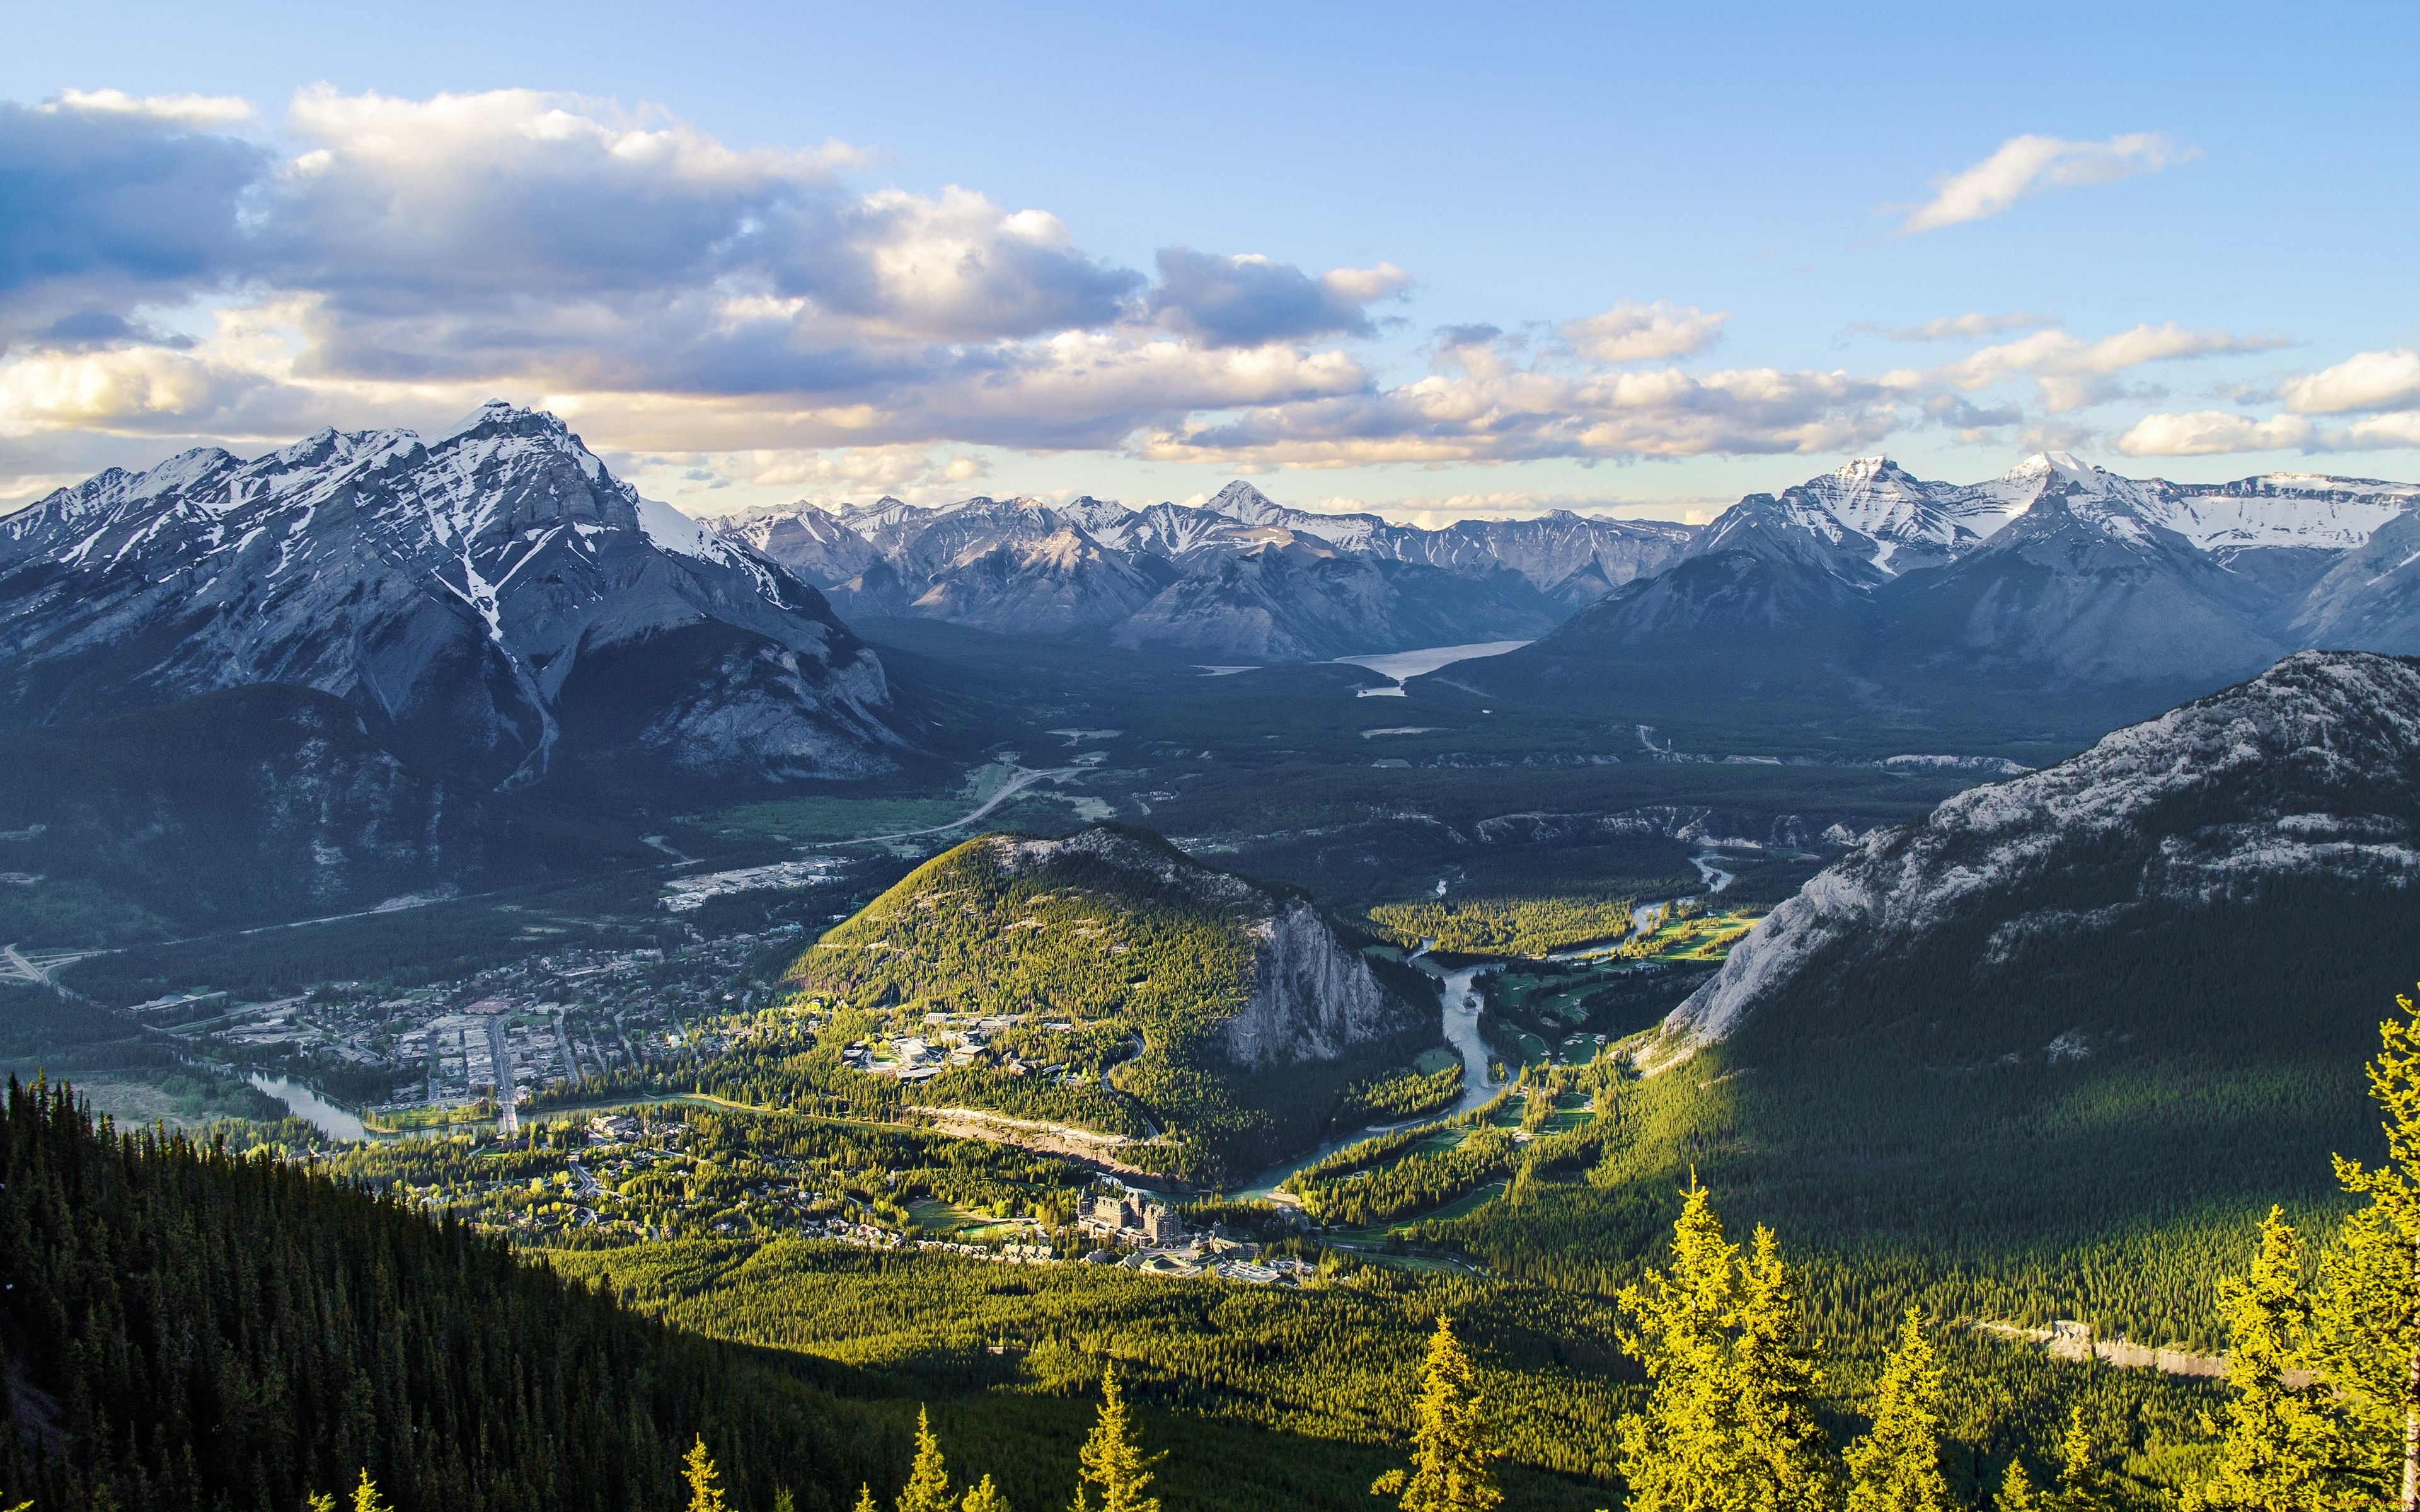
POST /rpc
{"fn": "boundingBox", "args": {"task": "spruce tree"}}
[1731,1226,1835,1510]
[1991,1460,2039,1512]
[1073,1366,1161,1512]
[684,1437,730,1512]
[898,1407,954,1512]
[2187,1208,2343,1510]
[1614,1176,1745,1511]
[963,1475,1013,1512]
[2048,1407,2116,1512]
[1844,1309,1952,1512]
[1370,1316,1502,1512]
[2319,989,2420,1512]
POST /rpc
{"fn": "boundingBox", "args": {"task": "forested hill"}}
[0,1079,899,1512]
[779,824,1436,1178]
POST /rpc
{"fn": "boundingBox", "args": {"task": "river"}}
[1231,960,1501,1198]
[250,1074,368,1142]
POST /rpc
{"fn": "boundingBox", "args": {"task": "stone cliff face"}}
[1648,650,2420,1068]
[1224,896,1422,1069]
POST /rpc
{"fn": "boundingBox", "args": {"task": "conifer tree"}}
[1731,1225,1835,1509]
[351,1470,387,1512]
[1844,1309,1952,1512]
[306,1494,337,1512]
[855,1486,880,1512]
[898,1407,954,1512]
[1991,1460,2039,1512]
[775,1491,797,1512]
[684,1436,729,1512]
[2186,1208,2343,1510]
[2048,1407,2116,1512]
[1615,1176,1836,1511]
[1073,1366,1161,1512]
[1614,1176,1744,1511]
[1371,1316,1502,1512]
[963,1475,1013,1512]
[2319,989,2420,1512]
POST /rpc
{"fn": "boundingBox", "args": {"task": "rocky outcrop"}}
[983,825,1428,1065]
[1224,896,1419,1069]
[1647,651,2420,1068]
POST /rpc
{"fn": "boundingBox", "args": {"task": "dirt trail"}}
[916,1106,1161,1177]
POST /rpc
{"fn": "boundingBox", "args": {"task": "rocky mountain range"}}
[723,454,2420,691]
[0,402,902,791]
[1478,453,2420,708]
[1647,648,2420,1070]
[718,480,1688,660]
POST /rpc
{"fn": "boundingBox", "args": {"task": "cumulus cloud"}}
[2281,348,2420,415]
[1910,323,2291,411]
[1898,132,2192,234]
[1559,301,1728,362]
[0,83,2338,486]
[1146,249,1408,347]
[1141,328,1899,468]
[0,98,271,348]
[2114,411,2316,456]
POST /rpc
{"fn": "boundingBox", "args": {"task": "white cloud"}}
[2281,348,2420,415]
[0,84,2358,494]
[1879,312,2058,341]
[47,88,256,127]
[2336,413,2420,450]
[1559,301,1729,362]
[1898,132,2192,234]
[1142,332,1898,468]
[1908,323,2290,411]
[2114,411,2316,456]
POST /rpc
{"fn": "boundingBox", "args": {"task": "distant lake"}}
[1332,640,1532,688]
[251,1074,367,1142]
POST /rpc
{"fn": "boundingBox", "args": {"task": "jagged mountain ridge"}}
[0,402,902,790]
[720,481,1649,660]
[1649,650,2420,1067]
[1470,452,2420,711]
[722,455,2418,673]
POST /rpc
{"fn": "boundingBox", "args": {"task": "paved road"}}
[0,944,46,985]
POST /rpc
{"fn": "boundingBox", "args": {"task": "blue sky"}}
[4,0,2415,523]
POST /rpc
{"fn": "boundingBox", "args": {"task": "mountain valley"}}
[7,413,2420,1512]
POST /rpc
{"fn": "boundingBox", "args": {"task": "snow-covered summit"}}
[0,406,898,789]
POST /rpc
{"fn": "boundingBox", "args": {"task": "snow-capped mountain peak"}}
[0,407,899,789]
